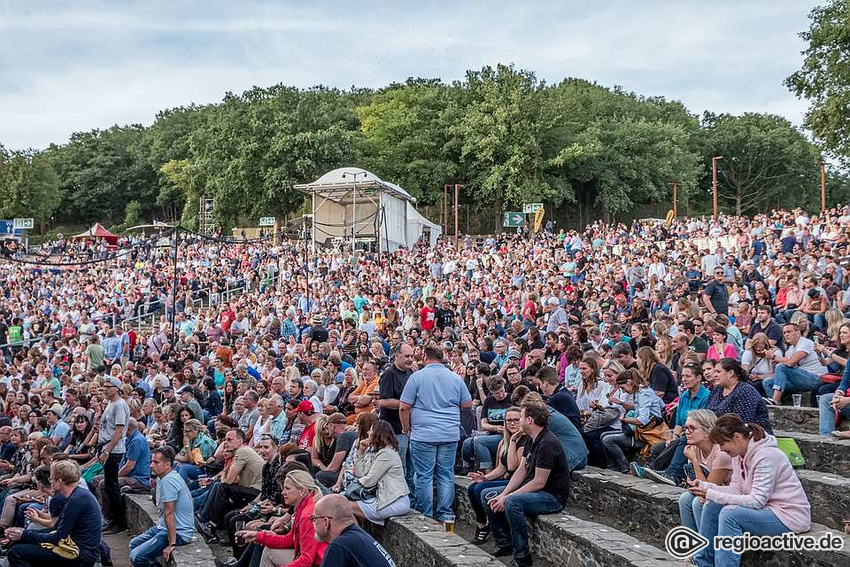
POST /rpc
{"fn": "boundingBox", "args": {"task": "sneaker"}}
[473,524,490,544]
[762,397,777,406]
[645,468,677,486]
[493,545,514,557]
[195,518,218,543]
[215,559,238,567]
[630,462,647,478]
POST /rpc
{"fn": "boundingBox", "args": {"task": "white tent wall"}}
[380,191,408,252]
[406,201,442,247]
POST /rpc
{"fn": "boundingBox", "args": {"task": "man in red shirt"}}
[419,296,437,331]
[220,302,236,332]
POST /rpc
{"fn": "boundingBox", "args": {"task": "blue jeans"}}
[484,489,564,560]
[468,479,509,524]
[695,500,791,567]
[177,463,204,487]
[409,439,457,521]
[662,437,688,484]
[129,526,190,567]
[192,482,215,513]
[764,365,823,396]
[396,433,416,509]
[678,491,704,532]
[819,393,850,435]
[461,434,502,470]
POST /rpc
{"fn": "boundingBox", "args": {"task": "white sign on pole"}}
[13,218,34,230]
[523,203,543,214]
[259,217,276,227]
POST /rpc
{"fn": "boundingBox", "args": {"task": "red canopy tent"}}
[72,223,119,245]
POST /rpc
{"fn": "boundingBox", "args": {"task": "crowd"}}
[0,204,849,567]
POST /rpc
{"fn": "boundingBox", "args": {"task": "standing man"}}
[100,376,130,535]
[378,344,415,501]
[702,267,729,316]
[129,446,194,567]
[313,494,397,567]
[400,345,472,522]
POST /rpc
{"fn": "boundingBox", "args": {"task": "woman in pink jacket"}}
[688,413,811,567]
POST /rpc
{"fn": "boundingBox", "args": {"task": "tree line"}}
[1,62,846,233]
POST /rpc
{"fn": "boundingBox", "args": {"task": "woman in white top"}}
[576,356,612,413]
[251,398,271,446]
[741,333,774,397]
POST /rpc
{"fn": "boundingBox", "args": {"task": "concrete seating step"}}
[769,406,850,435]
[796,469,850,529]
[454,476,684,567]
[568,467,850,567]
[775,429,850,476]
[365,512,503,566]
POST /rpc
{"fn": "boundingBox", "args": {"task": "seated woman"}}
[677,409,732,532]
[175,419,217,488]
[813,322,850,423]
[461,377,511,474]
[706,324,738,362]
[347,420,410,525]
[583,360,629,468]
[236,470,327,567]
[600,369,664,474]
[690,413,811,567]
[309,413,348,478]
[741,333,774,397]
[467,406,527,544]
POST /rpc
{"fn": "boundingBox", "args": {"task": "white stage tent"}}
[294,167,442,252]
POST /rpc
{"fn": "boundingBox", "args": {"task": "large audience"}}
[1,204,849,567]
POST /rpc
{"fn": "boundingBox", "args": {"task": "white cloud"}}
[0,0,820,150]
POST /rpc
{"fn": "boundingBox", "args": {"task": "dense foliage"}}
[0,64,833,232]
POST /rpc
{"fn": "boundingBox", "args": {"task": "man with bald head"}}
[378,343,415,500]
[313,494,397,567]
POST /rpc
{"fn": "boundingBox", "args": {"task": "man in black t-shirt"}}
[314,494,397,567]
[484,403,569,567]
[377,344,415,496]
[702,268,729,316]
[435,299,456,330]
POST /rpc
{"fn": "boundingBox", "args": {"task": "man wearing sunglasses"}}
[702,267,729,316]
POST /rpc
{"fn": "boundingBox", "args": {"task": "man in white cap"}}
[100,375,130,534]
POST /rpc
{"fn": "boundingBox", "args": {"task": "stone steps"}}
[568,467,850,567]
[796,469,850,529]
[769,406,850,436]
[775,430,850,476]
[454,476,684,567]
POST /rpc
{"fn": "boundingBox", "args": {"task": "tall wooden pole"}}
[821,162,827,213]
[454,184,460,250]
[668,182,678,218]
[712,156,723,220]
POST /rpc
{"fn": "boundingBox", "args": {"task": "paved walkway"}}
[104,530,133,567]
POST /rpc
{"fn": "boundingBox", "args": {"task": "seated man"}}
[196,428,264,544]
[763,323,826,406]
[6,460,102,567]
[484,402,571,567]
[130,446,194,567]
[461,377,511,474]
[312,494,397,567]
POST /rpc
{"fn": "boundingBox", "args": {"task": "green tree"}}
[786,0,850,161]
[700,112,821,215]
[0,149,61,229]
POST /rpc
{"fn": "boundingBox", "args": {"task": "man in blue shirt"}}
[130,446,194,567]
[101,329,122,368]
[7,460,102,567]
[400,345,472,522]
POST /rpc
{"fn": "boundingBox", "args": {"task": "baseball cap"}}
[507,349,521,359]
[47,404,63,417]
[103,376,122,388]
[296,400,315,415]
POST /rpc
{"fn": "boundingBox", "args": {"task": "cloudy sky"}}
[0,1,818,150]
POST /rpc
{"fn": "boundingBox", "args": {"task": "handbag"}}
[583,406,621,432]
[343,480,377,501]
